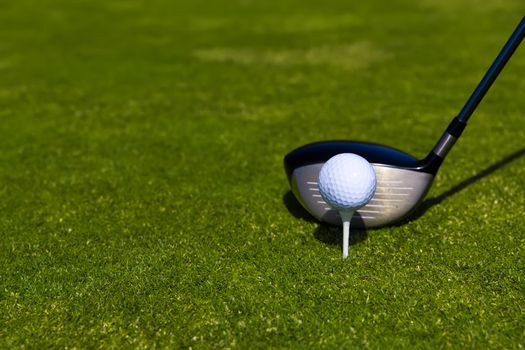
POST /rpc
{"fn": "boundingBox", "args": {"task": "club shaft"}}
[425,17,525,169]
[458,16,525,123]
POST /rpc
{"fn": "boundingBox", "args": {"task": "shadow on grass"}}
[282,191,368,248]
[282,191,317,223]
[313,222,368,247]
[407,147,525,222]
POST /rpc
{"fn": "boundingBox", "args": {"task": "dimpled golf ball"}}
[318,153,377,210]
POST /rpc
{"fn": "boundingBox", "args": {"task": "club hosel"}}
[431,117,467,158]
[417,117,467,175]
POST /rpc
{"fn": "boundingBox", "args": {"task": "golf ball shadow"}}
[282,190,368,247]
[313,212,368,247]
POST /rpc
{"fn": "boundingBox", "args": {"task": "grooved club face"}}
[290,163,434,228]
[284,141,438,228]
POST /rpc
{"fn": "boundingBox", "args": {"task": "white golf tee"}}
[339,210,354,259]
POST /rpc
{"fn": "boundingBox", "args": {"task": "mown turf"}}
[0,0,524,348]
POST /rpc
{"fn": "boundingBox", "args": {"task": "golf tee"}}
[339,211,354,259]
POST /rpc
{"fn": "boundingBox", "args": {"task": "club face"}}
[285,141,436,228]
[290,163,434,227]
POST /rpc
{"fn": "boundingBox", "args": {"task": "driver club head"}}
[284,141,438,228]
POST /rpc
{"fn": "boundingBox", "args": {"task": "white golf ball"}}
[318,153,377,210]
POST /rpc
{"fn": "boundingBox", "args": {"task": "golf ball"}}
[318,153,377,210]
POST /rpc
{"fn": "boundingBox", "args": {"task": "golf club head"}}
[284,141,436,228]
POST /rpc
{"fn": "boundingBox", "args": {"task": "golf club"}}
[284,16,525,228]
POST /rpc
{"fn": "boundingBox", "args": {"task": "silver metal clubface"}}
[290,163,434,228]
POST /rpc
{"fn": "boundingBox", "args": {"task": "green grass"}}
[1,0,524,348]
